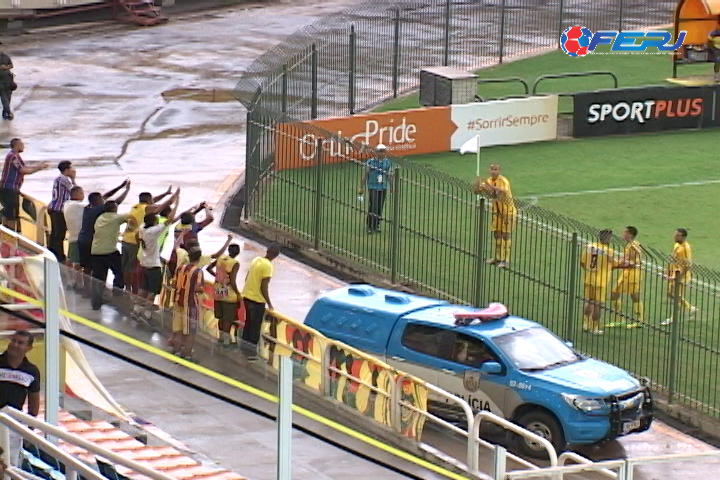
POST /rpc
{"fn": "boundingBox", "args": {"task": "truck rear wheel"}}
[515,410,565,459]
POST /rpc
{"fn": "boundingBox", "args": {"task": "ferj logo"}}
[560,26,686,57]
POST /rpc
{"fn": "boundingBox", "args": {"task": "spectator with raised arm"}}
[0,139,48,231]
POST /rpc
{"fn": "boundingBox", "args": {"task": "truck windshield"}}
[493,327,581,371]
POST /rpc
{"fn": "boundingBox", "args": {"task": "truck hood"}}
[529,358,640,396]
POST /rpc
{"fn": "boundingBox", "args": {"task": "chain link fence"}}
[235,0,676,119]
[243,116,720,420]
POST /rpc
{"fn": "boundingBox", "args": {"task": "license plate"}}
[622,419,641,435]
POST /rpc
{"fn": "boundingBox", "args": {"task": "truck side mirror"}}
[480,361,502,375]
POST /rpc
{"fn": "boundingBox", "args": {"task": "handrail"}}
[0,410,106,480]
[532,71,619,95]
[1,407,177,480]
[7,467,45,480]
[559,451,617,479]
[505,459,626,479]
[470,411,558,474]
[477,77,529,95]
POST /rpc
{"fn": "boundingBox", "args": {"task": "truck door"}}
[385,323,448,388]
[434,332,508,417]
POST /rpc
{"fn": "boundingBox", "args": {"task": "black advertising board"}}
[573,85,719,137]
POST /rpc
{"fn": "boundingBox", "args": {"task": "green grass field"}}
[255,44,720,415]
[411,129,720,270]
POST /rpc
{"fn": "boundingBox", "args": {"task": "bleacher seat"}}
[96,456,130,480]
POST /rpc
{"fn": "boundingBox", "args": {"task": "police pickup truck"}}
[304,284,653,457]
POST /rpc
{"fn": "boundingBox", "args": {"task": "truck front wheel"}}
[514,410,565,459]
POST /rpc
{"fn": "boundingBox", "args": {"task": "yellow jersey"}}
[581,242,617,287]
[483,175,517,217]
[176,247,212,269]
[122,203,148,245]
[669,241,692,280]
[214,254,239,303]
[620,240,642,283]
[242,256,273,304]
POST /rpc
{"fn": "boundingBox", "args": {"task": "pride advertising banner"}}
[273,96,560,170]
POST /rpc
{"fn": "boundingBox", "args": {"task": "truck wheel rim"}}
[525,421,552,451]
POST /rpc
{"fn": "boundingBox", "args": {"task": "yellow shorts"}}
[613,277,640,296]
[172,306,199,335]
[491,213,516,234]
[584,284,607,303]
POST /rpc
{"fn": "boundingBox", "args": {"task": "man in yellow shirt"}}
[240,243,280,358]
[474,164,516,268]
[207,243,241,347]
[580,229,620,335]
[121,186,177,294]
[608,226,644,329]
[662,228,697,326]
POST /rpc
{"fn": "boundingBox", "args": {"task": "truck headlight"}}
[562,393,605,413]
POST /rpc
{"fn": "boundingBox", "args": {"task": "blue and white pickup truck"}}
[304,284,653,457]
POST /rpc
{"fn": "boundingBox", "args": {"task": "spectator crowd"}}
[0,138,280,362]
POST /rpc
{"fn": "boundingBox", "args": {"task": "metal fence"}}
[234,0,677,119]
[244,116,720,420]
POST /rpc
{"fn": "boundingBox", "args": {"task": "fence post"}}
[390,167,402,284]
[557,0,565,48]
[618,0,624,32]
[244,109,254,220]
[349,25,357,114]
[474,198,486,307]
[311,43,318,120]
[392,9,401,98]
[493,445,507,480]
[277,356,293,480]
[443,0,451,66]
[281,64,288,115]
[565,232,579,342]
[498,0,507,64]
[667,270,683,404]
[313,138,324,251]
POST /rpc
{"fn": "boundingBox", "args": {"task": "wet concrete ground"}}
[1,0,719,478]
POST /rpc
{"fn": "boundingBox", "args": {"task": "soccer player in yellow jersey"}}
[608,226,644,329]
[661,228,697,326]
[474,164,516,268]
[580,229,621,335]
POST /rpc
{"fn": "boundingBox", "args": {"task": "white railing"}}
[0,407,176,480]
[505,459,628,479]
[470,411,554,476]
[260,329,576,477]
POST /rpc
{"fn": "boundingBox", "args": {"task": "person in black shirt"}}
[0,43,14,120]
[0,331,40,466]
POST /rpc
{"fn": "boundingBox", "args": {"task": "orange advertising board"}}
[274,107,455,170]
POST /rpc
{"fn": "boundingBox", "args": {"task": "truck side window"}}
[448,333,498,368]
[401,324,445,357]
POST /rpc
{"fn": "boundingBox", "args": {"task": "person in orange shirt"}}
[474,164,516,268]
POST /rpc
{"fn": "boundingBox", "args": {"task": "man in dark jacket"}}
[0,42,14,120]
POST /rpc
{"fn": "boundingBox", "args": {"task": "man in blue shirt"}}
[357,143,393,234]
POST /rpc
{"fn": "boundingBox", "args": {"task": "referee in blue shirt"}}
[358,144,393,234]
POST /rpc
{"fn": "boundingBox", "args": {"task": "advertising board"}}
[573,86,718,137]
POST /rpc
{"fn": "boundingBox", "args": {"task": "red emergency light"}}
[454,303,509,326]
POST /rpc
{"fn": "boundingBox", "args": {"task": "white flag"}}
[460,135,480,154]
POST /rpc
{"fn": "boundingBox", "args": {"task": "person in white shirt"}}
[62,186,85,289]
[136,207,177,321]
